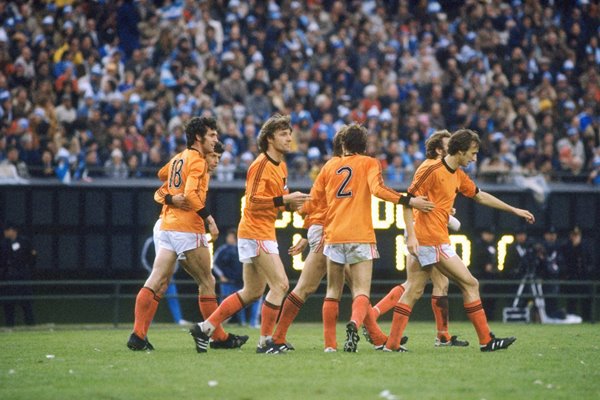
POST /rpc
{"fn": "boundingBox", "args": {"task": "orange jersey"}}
[300,157,339,229]
[155,164,170,219]
[407,158,478,245]
[316,154,402,244]
[237,153,289,241]
[155,148,209,233]
[154,181,168,220]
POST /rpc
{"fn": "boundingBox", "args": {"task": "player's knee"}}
[243,291,263,303]
[405,282,425,301]
[275,280,289,296]
[465,276,479,292]
[434,282,449,295]
[296,282,318,298]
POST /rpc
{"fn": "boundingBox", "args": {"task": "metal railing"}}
[1,279,598,326]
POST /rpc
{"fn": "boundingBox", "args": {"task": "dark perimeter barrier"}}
[1,179,599,324]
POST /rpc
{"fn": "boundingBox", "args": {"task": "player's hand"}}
[406,235,419,257]
[220,276,229,283]
[288,238,308,255]
[284,191,311,211]
[172,194,192,210]
[409,196,435,212]
[515,208,535,224]
[450,207,456,216]
[206,217,219,242]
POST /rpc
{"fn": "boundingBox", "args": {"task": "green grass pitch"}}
[1,322,599,400]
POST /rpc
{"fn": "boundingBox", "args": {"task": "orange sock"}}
[374,285,405,319]
[207,292,244,328]
[133,287,160,339]
[199,295,228,342]
[322,297,339,349]
[260,300,281,337]
[386,303,411,350]
[363,305,388,346]
[272,292,304,344]
[349,294,369,329]
[464,299,492,345]
[432,295,450,340]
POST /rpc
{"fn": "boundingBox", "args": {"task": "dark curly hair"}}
[184,117,217,148]
[213,141,224,155]
[342,124,368,155]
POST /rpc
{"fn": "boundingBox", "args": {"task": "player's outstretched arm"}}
[473,190,535,224]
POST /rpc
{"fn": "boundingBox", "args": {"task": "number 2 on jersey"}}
[336,166,353,198]
[169,159,184,188]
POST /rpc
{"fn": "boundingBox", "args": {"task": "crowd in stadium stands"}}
[0,0,599,185]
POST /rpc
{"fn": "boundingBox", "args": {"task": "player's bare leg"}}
[343,260,373,352]
[433,256,514,350]
[272,251,327,347]
[385,256,432,351]
[429,266,468,346]
[128,248,178,350]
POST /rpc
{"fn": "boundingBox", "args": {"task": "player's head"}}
[448,129,480,166]
[257,114,292,154]
[184,116,218,149]
[342,124,368,155]
[332,125,348,157]
[448,129,480,155]
[425,130,451,159]
[207,141,224,172]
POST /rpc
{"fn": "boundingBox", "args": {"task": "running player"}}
[385,129,535,352]
[370,130,469,347]
[128,118,247,350]
[189,114,310,353]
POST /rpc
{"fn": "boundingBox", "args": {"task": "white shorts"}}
[238,238,279,263]
[154,218,188,260]
[158,230,208,257]
[152,218,161,255]
[323,243,379,264]
[416,244,456,267]
[307,224,324,253]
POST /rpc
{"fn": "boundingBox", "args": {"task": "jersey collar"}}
[442,157,456,173]
[265,152,280,166]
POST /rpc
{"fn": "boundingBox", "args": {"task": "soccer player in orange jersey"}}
[190,114,310,353]
[128,118,248,351]
[271,127,433,352]
[371,130,470,347]
[268,128,347,352]
[385,129,535,352]
[312,124,427,353]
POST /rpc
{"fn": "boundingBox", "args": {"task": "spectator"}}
[538,226,565,319]
[1,145,29,179]
[471,227,499,320]
[560,226,595,320]
[0,0,597,183]
[214,151,235,182]
[0,222,36,327]
[104,148,129,179]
